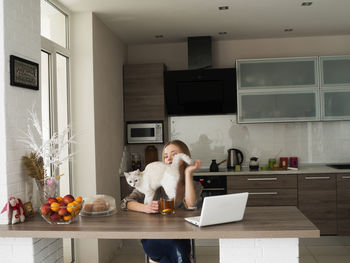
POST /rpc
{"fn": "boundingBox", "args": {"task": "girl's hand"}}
[144,201,159,213]
[185,160,202,176]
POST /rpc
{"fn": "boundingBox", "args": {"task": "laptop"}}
[184,192,249,227]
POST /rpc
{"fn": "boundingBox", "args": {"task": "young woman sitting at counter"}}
[121,140,203,263]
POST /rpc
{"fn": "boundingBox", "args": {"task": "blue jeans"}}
[141,239,191,263]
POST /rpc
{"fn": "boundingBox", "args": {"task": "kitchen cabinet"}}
[123,63,166,122]
[337,174,350,235]
[239,91,318,121]
[227,175,297,206]
[298,174,337,235]
[236,57,319,123]
[320,56,350,120]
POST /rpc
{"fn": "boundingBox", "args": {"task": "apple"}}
[50,212,61,222]
[58,208,68,217]
[41,203,51,215]
[63,194,75,205]
[47,197,57,205]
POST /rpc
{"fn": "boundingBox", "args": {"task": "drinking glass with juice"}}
[159,198,175,215]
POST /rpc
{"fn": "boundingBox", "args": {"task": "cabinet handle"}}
[249,192,278,195]
[202,188,225,191]
[342,176,350,179]
[247,178,277,181]
[305,176,330,180]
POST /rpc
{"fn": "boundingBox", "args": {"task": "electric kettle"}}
[227,148,244,170]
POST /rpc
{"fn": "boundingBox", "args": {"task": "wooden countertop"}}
[194,164,350,176]
[0,206,319,239]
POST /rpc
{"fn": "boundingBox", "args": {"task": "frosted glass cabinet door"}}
[321,56,350,86]
[239,92,318,122]
[322,91,350,119]
[238,57,318,89]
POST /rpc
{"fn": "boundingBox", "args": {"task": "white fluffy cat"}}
[124,153,193,204]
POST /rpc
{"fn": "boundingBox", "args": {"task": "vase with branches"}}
[21,108,75,202]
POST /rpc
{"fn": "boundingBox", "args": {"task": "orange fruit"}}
[50,202,60,212]
[63,215,72,221]
[72,201,80,212]
[75,196,82,204]
[56,196,63,202]
[67,202,75,213]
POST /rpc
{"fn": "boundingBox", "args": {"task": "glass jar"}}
[280,157,288,168]
[268,158,276,169]
[131,153,141,170]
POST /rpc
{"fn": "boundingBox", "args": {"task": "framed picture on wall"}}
[10,55,39,90]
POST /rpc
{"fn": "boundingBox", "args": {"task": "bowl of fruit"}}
[40,194,83,224]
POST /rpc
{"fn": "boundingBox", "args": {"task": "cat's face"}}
[124,169,140,187]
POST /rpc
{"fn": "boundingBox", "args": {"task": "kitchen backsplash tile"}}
[169,115,350,168]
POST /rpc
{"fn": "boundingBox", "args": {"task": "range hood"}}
[163,36,237,116]
[187,36,212,69]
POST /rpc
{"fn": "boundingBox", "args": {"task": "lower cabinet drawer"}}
[228,188,297,206]
[227,175,297,189]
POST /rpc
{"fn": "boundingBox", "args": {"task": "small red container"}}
[280,157,288,168]
[289,157,298,168]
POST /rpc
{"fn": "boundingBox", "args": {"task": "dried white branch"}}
[19,108,75,178]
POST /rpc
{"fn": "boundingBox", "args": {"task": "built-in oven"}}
[126,121,164,144]
[193,175,227,198]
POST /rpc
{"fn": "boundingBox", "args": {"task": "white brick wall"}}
[220,238,299,263]
[0,1,64,263]
[0,238,63,263]
[0,0,9,226]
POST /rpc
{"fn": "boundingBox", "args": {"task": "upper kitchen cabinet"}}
[123,63,166,121]
[237,57,319,123]
[320,56,350,120]
[238,57,318,89]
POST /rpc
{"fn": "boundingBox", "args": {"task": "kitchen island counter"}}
[0,206,318,239]
[0,206,318,263]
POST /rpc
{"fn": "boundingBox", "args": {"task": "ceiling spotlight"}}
[301,2,313,6]
[284,28,294,32]
[218,6,229,10]
[155,35,163,39]
[218,32,227,35]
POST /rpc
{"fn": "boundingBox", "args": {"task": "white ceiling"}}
[56,0,350,45]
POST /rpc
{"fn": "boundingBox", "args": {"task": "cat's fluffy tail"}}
[171,153,193,168]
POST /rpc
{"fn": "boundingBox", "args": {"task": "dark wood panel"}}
[298,174,336,190]
[228,188,297,206]
[124,64,164,80]
[123,63,165,122]
[227,175,297,190]
[298,174,337,235]
[337,174,350,189]
[308,219,337,235]
[337,174,350,235]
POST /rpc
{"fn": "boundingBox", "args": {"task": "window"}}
[41,1,72,262]
[41,0,67,48]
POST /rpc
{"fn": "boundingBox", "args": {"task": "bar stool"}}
[145,239,196,263]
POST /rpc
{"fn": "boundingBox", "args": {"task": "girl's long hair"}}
[162,140,191,162]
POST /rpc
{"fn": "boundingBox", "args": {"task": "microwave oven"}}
[126,121,164,144]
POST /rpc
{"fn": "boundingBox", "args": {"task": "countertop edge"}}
[0,229,320,239]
